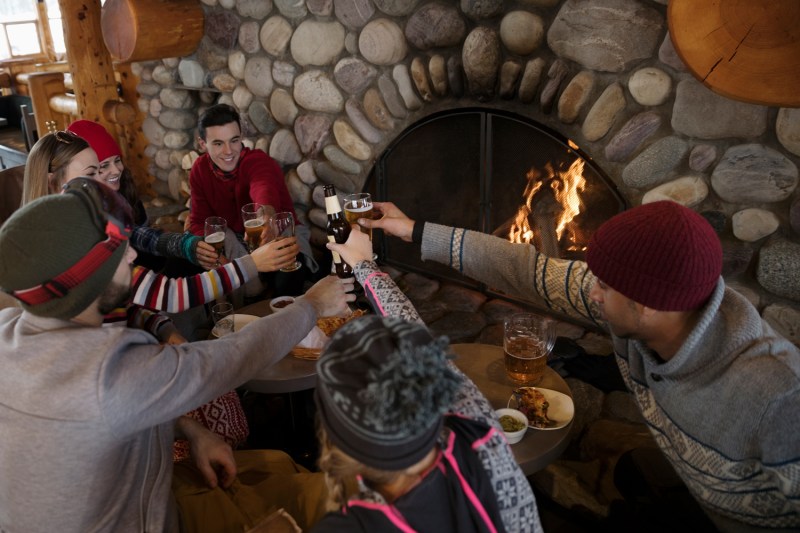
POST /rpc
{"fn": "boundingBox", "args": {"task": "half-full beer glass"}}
[241,203,265,252]
[503,313,555,385]
[343,192,377,260]
[204,216,227,267]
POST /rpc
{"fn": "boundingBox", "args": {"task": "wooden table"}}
[451,343,573,475]
[233,299,319,394]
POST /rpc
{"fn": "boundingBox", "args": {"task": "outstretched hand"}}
[359,201,415,242]
[326,226,374,267]
[302,275,355,317]
[250,236,300,272]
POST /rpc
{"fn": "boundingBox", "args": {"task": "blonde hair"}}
[317,425,402,512]
[22,132,91,205]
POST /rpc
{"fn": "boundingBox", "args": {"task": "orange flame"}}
[507,158,587,251]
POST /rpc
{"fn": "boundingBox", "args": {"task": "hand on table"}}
[175,416,237,489]
[251,236,300,272]
[359,201,415,242]
[303,275,356,317]
[326,226,374,267]
[195,240,222,270]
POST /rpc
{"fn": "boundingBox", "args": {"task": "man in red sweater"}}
[188,104,316,295]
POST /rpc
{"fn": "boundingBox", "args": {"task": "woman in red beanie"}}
[66,119,147,225]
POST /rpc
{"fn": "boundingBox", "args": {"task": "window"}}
[0,0,63,61]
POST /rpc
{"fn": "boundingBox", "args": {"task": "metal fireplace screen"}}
[369,108,626,300]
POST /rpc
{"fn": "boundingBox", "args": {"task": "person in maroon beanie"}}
[359,199,800,532]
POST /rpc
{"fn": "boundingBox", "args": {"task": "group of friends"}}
[0,103,797,532]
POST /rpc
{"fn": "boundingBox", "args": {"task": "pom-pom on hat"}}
[315,316,461,471]
[0,185,128,319]
[67,120,122,163]
[586,200,722,311]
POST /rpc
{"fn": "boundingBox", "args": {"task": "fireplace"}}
[369,108,626,305]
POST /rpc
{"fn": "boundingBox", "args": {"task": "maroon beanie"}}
[586,201,722,311]
[67,120,122,162]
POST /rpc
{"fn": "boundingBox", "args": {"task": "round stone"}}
[627,67,671,106]
[732,208,780,242]
[500,11,544,55]
[359,19,407,65]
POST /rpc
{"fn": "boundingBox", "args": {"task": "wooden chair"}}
[0,164,24,226]
[19,104,37,152]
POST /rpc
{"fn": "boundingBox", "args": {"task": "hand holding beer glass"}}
[503,313,555,385]
[343,192,377,260]
[204,216,227,267]
[241,203,266,253]
[271,212,302,272]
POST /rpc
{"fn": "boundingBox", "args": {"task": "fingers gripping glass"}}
[9,178,133,306]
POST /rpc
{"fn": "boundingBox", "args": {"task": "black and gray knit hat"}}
[315,316,462,471]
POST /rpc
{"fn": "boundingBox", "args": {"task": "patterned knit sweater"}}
[338,260,543,533]
[420,223,800,532]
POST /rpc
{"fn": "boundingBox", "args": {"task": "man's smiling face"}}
[198,121,243,173]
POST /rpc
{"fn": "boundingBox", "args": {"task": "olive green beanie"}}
[0,192,127,319]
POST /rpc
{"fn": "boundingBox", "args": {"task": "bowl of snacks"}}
[495,408,528,444]
[269,296,295,314]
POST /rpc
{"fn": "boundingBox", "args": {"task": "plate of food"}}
[508,387,574,430]
[290,308,368,360]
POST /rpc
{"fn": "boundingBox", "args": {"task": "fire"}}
[507,157,587,253]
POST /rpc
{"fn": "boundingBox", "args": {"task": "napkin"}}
[297,326,329,349]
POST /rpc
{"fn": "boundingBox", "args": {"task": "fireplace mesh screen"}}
[369,108,626,298]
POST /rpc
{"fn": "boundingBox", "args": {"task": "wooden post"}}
[58,0,119,134]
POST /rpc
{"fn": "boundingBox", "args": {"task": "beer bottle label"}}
[327,235,342,263]
[324,195,341,213]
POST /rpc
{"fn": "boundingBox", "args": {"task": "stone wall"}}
[132,0,800,342]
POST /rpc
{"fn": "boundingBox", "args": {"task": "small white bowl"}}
[269,296,295,313]
[496,408,528,444]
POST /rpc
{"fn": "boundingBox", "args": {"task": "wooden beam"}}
[59,0,119,133]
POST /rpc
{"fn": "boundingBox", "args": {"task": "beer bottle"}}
[324,185,354,279]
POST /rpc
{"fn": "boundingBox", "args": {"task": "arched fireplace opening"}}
[368,108,627,309]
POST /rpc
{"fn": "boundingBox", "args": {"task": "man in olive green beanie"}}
[0,178,352,532]
[0,187,131,319]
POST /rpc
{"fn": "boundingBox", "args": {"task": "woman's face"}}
[60,147,99,187]
[97,155,125,191]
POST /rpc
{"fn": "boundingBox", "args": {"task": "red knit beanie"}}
[586,201,722,311]
[67,120,122,162]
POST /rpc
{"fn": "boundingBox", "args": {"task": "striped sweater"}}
[420,223,800,531]
[104,256,257,334]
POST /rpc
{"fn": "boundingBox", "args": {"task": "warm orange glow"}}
[507,158,587,253]
[507,168,544,244]
[552,158,586,244]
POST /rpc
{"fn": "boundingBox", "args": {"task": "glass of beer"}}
[211,302,234,337]
[503,313,555,385]
[241,203,265,253]
[343,192,377,260]
[271,211,302,272]
[204,216,227,267]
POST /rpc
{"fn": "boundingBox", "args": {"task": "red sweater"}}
[188,147,297,235]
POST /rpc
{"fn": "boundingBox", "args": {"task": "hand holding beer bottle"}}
[324,185,355,280]
[204,216,227,267]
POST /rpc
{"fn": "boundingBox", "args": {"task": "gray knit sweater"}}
[421,223,800,531]
[0,298,319,532]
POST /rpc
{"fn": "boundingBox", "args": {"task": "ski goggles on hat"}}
[9,178,133,306]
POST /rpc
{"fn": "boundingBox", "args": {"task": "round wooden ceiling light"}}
[668,0,800,107]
